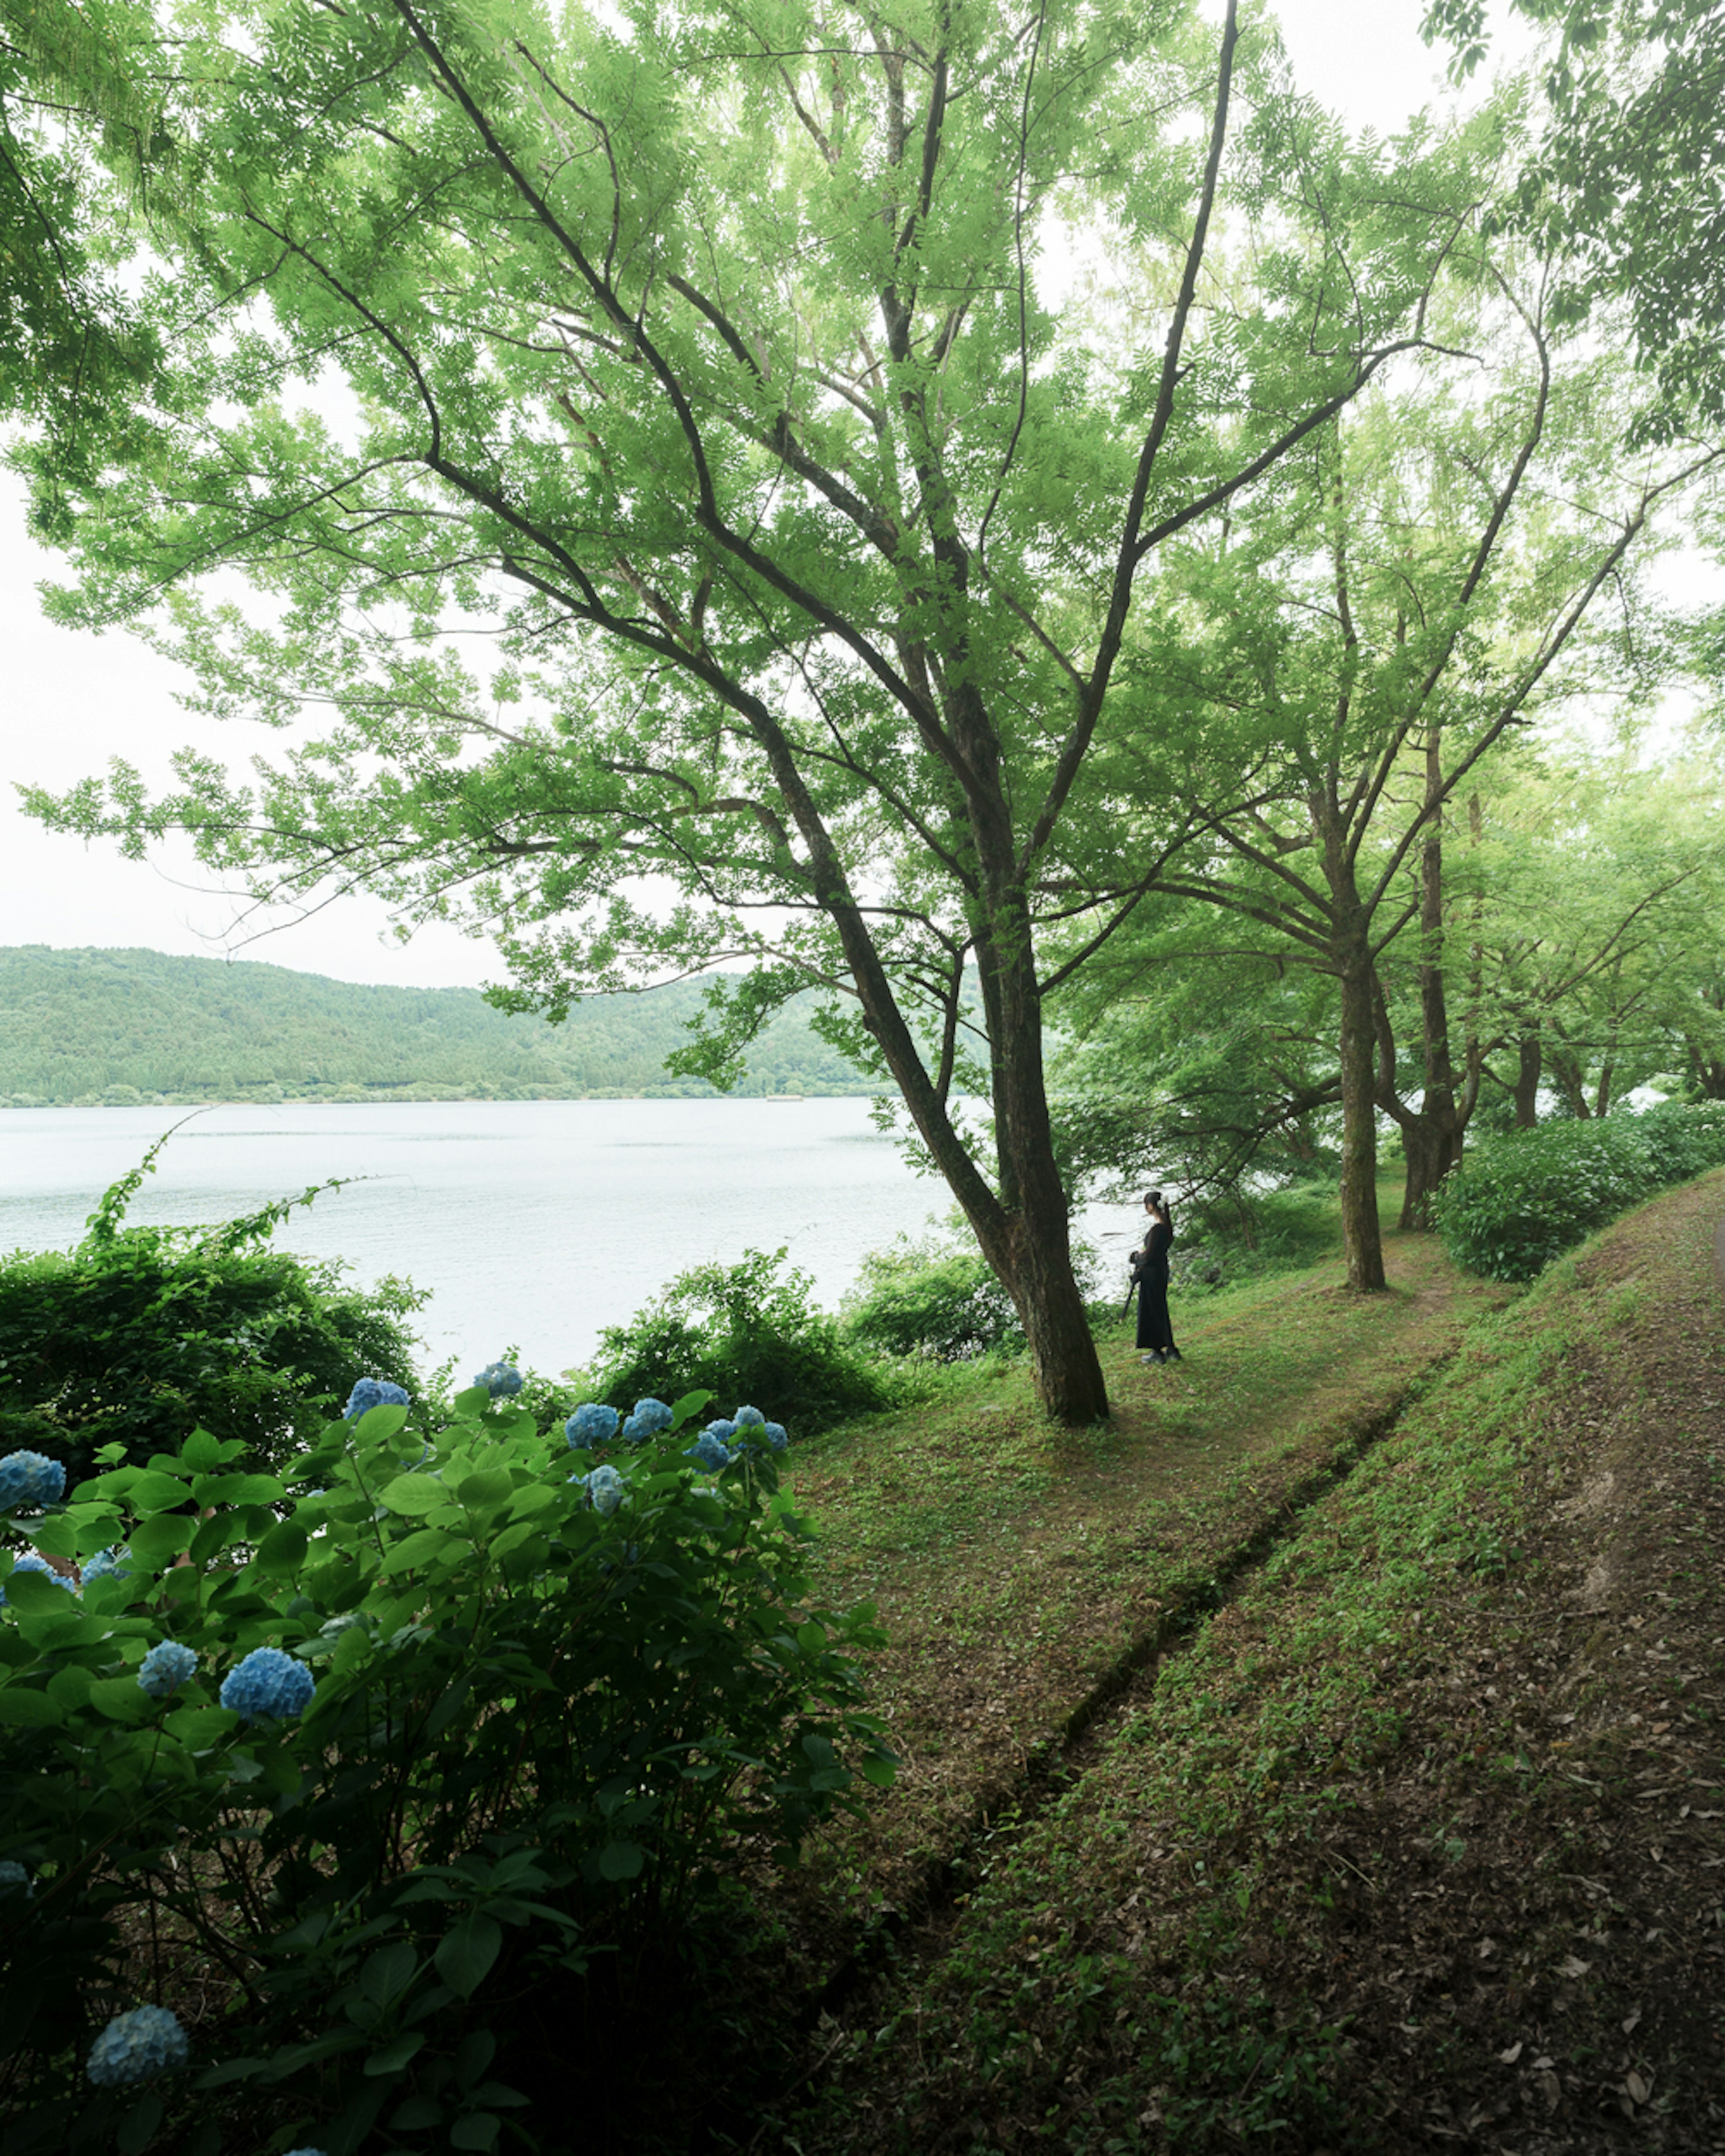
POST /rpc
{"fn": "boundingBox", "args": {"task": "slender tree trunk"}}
[980,926,1110,1423]
[1513,1032,1542,1126]
[1395,733,1473,1228]
[1338,937,1388,1292]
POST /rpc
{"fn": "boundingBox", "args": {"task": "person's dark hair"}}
[1144,1188,1165,1209]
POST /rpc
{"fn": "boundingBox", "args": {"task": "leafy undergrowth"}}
[767,1170,1725,2156]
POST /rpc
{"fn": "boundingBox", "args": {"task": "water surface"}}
[0,1098,962,1375]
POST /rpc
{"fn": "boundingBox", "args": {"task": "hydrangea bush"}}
[0,1372,892,2156]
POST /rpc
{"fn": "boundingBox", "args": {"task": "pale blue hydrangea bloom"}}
[138,1641,198,1700]
[629,1398,674,1436]
[343,1378,411,1421]
[565,1402,621,1449]
[220,1646,315,1724]
[686,1429,732,1471]
[282,2147,331,2156]
[0,1450,66,1511]
[81,1545,132,1585]
[763,1422,789,1454]
[473,1361,524,1398]
[0,1551,75,1604]
[578,1464,626,1518]
[703,1418,739,1446]
[0,1861,31,1899]
[86,2004,190,2087]
[733,1406,766,1429]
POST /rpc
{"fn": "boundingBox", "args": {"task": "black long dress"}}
[1133,1219,1176,1354]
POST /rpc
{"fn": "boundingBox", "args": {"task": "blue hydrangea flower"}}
[220,1646,315,1724]
[0,1861,32,1899]
[283,2148,331,2156]
[81,1545,132,1585]
[685,1429,732,1471]
[703,1418,739,1446]
[762,1422,789,1454]
[566,1401,621,1449]
[473,1361,524,1399]
[577,1464,626,1518]
[138,1641,198,1700]
[0,1552,76,1604]
[628,1398,674,1437]
[733,1405,766,1429]
[0,1451,66,1511]
[86,2004,190,2087]
[343,1378,411,1422]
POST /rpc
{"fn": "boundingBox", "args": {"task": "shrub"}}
[841,1237,1022,1361]
[585,1246,890,1431]
[1432,1100,1725,1281]
[0,1380,892,2154]
[0,1144,423,1483]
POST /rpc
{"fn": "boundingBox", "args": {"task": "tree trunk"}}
[1397,732,1469,1229]
[1338,940,1388,1292]
[973,887,1111,1424]
[1512,1032,1541,1126]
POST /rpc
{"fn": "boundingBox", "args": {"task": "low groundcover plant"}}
[0,1369,893,2156]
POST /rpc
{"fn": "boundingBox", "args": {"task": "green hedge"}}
[1431,1100,1725,1281]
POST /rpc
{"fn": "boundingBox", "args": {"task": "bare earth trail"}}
[768,1175,1725,2156]
[784,1233,1508,1912]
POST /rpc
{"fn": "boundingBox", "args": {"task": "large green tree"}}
[1068,288,1718,1286]
[9,0,1490,1418]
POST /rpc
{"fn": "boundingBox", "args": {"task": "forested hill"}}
[0,946,877,1106]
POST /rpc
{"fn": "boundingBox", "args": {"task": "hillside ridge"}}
[0,944,876,1106]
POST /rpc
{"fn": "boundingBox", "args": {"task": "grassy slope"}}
[757,1172,1725,2156]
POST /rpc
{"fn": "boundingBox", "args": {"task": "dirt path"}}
[774,1174,1725,2156]
[786,1232,1505,1917]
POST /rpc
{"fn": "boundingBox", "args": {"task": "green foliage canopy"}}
[7,0,1512,1417]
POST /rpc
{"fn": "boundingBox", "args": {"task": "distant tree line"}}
[0,947,876,1107]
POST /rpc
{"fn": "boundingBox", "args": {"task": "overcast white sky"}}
[0,0,1523,991]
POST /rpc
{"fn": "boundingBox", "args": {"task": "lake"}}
[0,1100,1133,1377]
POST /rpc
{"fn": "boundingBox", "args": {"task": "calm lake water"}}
[0,1099,1126,1377]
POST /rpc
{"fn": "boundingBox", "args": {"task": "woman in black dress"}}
[1133,1189,1180,1365]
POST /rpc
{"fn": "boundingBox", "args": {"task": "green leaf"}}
[452,1387,491,1419]
[88,1673,156,1725]
[380,1525,453,1573]
[365,2030,426,2076]
[1,1568,76,1611]
[128,1514,195,1567]
[354,1403,411,1442]
[390,2095,445,2131]
[120,1471,194,1513]
[164,1705,232,1745]
[376,1473,447,1517]
[179,1429,228,1471]
[452,1469,513,1509]
[115,2090,165,2156]
[795,1621,828,1656]
[0,1686,63,1727]
[361,1941,418,2008]
[192,1472,285,1507]
[47,1664,95,1710]
[670,1390,714,1429]
[858,1753,899,1788]
[451,2114,500,2152]
[597,1841,645,1882]
[433,1914,502,2000]
[252,1520,310,1573]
